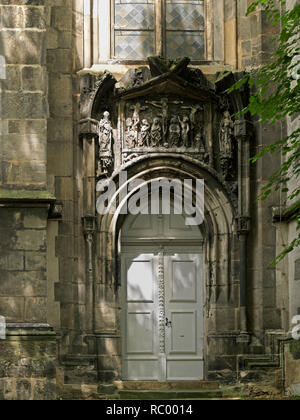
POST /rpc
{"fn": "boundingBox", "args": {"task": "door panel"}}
[126,359,159,381]
[122,249,204,381]
[166,359,204,381]
[127,311,154,353]
[170,260,197,302]
[165,253,204,380]
[127,259,154,302]
[169,311,197,354]
[122,252,160,380]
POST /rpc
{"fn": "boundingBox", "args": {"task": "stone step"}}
[117,389,223,400]
[114,381,219,391]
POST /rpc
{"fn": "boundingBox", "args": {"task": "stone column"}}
[82,215,97,333]
[237,215,251,337]
[235,119,252,343]
[79,118,99,336]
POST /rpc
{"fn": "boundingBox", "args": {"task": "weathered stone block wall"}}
[0,0,49,323]
[0,207,48,323]
[237,0,279,70]
[0,205,56,399]
[0,0,57,400]
[0,0,47,189]
[0,326,56,400]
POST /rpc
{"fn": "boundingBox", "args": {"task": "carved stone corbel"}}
[78,118,99,139]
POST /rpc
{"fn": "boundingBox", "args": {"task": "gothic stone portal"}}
[79,60,247,385]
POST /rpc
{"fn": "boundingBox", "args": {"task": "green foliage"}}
[228,0,300,264]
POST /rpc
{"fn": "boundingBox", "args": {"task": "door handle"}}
[165,317,172,327]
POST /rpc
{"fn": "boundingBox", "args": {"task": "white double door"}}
[122,246,204,381]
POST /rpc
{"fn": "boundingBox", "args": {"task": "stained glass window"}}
[166,0,205,59]
[113,0,205,60]
[114,0,155,60]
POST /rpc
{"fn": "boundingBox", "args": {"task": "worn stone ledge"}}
[57,384,98,400]
[208,332,240,338]
[0,189,56,204]
[6,323,56,337]
[60,355,96,367]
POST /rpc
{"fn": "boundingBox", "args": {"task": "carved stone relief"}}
[122,97,208,159]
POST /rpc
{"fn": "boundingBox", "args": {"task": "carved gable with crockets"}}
[79,57,239,199]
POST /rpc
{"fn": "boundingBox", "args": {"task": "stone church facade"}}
[0,0,299,400]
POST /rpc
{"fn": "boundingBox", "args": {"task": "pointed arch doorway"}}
[121,212,205,381]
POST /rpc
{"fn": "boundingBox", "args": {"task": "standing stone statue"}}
[219,110,234,179]
[181,104,203,135]
[99,111,113,150]
[129,102,149,130]
[151,117,162,147]
[139,119,151,147]
[194,130,205,151]
[168,116,181,147]
[125,117,137,148]
[219,110,234,157]
[131,102,141,131]
[179,115,190,148]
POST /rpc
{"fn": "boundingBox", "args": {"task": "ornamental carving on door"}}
[158,250,166,354]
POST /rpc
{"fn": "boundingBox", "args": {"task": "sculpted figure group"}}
[124,99,205,150]
[97,100,208,175]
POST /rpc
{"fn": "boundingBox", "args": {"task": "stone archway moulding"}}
[97,156,235,317]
